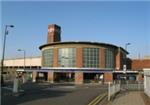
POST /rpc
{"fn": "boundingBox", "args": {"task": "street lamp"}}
[124,43,131,83]
[1,25,14,85]
[125,43,131,51]
[17,49,26,70]
[124,43,131,70]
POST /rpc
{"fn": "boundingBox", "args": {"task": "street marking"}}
[2,87,13,91]
[57,86,76,89]
[2,87,24,92]
[88,92,107,105]
[42,86,76,90]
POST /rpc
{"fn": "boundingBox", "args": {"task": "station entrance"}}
[36,72,48,82]
[54,72,75,82]
[83,73,104,83]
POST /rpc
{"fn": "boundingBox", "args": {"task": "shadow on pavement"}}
[140,92,150,105]
[109,90,129,101]
[1,82,73,105]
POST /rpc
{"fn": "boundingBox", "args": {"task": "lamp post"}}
[1,25,14,85]
[125,43,131,70]
[17,49,26,70]
[124,43,131,84]
[125,43,131,52]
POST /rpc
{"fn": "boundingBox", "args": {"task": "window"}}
[83,48,99,68]
[42,49,53,67]
[58,48,76,67]
[105,49,114,68]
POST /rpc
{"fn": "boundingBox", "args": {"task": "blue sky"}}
[1,1,150,59]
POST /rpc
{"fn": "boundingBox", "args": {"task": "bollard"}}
[13,78,19,93]
[22,75,26,83]
[126,80,128,90]
[108,82,111,101]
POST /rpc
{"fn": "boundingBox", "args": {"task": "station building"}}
[37,24,128,84]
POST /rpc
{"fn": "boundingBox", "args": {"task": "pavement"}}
[1,82,108,105]
[106,91,150,105]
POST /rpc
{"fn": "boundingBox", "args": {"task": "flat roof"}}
[4,56,41,60]
[39,41,128,54]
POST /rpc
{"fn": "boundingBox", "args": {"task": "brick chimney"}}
[47,24,61,43]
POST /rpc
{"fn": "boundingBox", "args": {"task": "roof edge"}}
[39,41,129,54]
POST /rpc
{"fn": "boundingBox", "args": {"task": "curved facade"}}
[37,24,128,84]
[40,42,123,70]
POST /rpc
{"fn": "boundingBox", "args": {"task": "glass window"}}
[105,49,114,68]
[42,49,53,67]
[58,48,76,67]
[83,48,99,68]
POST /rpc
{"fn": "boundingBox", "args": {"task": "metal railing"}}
[120,81,144,91]
[108,82,121,101]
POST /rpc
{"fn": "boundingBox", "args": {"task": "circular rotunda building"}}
[37,24,128,84]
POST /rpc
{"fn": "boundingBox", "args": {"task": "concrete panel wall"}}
[144,69,150,97]
[4,57,41,67]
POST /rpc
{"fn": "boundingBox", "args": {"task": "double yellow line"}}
[88,92,107,105]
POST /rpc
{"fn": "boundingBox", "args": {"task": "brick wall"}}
[76,47,83,68]
[47,24,61,43]
[32,71,37,82]
[47,71,54,83]
[75,72,83,84]
[132,59,150,70]
[100,48,105,68]
[115,49,121,70]
[104,73,113,83]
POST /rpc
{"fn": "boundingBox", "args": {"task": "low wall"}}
[144,69,150,97]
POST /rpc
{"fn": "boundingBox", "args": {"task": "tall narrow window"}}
[58,48,76,67]
[42,49,53,67]
[105,49,114,68]
[83,48,99,68]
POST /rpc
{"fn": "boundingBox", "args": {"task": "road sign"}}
[123,65,126,74]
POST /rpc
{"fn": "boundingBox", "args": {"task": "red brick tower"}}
[47,24,61,43]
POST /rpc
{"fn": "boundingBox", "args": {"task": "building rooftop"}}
[39,41,129,54]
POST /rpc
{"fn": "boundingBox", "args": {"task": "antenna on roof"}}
[138,53,141,59]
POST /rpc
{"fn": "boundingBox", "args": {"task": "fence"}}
[121,81,144,91]
[108,82,121,101]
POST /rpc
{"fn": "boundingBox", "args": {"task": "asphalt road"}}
[2,82,108,105]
